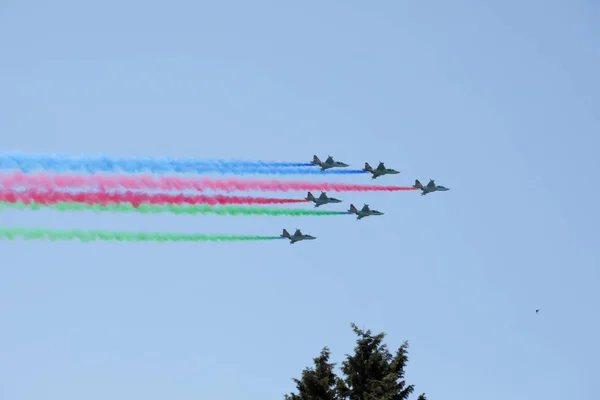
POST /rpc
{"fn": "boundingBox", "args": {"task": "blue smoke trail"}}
[0,151,366,175]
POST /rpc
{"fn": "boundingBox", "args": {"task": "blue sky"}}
[1,1,598,399]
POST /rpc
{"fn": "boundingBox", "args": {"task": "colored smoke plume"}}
[0,189,308,206]
[0,172,416,192]
[0,226,284,242]
[0,151,364,175]
[0,201,351,216]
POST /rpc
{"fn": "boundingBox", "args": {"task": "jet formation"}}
[285,156,449,243]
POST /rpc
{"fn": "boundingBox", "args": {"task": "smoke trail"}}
[0,226,284,242]
[0,189,308,206]
[0,172,417,192]
[0,151,363,175]
[0,201,351,216]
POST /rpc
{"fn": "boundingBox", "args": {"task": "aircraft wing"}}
[325,156,334,163]
[294,229,302,236]
[361,204,370,212]
[376,162,385,171]
[427,180,436,188]
[318,192,328,200]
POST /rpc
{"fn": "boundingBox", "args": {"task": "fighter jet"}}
[280,228,317,244]
[362,162,400,179]
[305,191,342,207]
[347,204,384,220]
[413,179,450,195]
[536,309,540,314]
[311,155,349,170]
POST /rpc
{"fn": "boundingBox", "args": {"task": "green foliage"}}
[285,347,337,400]
[286,323,427,400]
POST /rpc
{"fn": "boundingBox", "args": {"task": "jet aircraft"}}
[362,162,400,179]
[281,228,317,244]
[311,155,349,170]
[413,179,450,195]
[347,204,384,220]
[305,191,342,207]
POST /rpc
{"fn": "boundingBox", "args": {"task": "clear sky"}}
[1,1,598,399]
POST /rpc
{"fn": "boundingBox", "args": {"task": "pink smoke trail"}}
[0,172,417,193]
[0,189,308,206]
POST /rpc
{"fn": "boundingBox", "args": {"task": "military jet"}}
[413,179,450,195]
[347,204,384,220]
[280,228,317,244]
[362,162,400,179]
[305,191,342,207]
[311,155,349,170]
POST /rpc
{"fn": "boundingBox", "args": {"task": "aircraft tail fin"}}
[348,204,358,214]
[306,192,315,201]
[363,162,373,172]
[281,229,291,238]
[312,155,321,164]
[413,179,423,189]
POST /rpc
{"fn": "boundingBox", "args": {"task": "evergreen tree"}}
[285,347,337,400]
[286,323,427,400]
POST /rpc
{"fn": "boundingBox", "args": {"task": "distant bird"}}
[536,309,540,314]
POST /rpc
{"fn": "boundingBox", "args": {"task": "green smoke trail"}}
[0,201,350,216]
[0,226,284,242]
